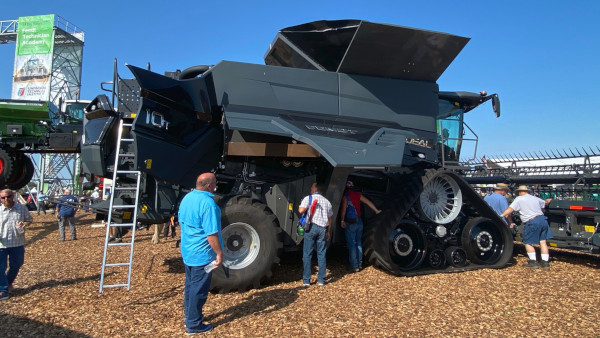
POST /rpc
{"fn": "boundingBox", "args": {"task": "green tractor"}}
[0,98,87,189]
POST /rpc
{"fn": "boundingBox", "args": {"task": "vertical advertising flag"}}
[11,14,55,101]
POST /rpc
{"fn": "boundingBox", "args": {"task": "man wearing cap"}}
[501,185,552,269]
[341,180,381,272]
[484,183,514,228]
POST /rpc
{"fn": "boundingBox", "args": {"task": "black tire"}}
[444,246,468,267]
[6,154,35,190]
[0,149,16,188]
[428,248,446,269]
[211,195,283,292]
[461,217,511,265]
[179,65,210,79]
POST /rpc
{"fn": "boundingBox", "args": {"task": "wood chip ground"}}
[1,212,599,337]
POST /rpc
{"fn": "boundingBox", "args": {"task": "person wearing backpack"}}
[340,181,381,272]
[298,182,333,286]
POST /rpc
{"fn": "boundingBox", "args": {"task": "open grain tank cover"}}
[265,19,470,82]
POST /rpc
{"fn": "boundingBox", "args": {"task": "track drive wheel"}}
[6,154,35,190]
[211,195,283,292]
[364,217,427,273]
[418,169,463,224]
[461,217,511,265]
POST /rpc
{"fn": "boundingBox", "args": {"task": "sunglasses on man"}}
[1,195,13,200]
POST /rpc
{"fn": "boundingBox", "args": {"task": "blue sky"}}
[1,1,598,160]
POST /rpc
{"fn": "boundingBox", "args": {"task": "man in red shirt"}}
[340,181,381,272]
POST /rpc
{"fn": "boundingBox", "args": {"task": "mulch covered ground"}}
[1,211,600,337]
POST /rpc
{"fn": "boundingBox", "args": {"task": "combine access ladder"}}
[99,119,141,292]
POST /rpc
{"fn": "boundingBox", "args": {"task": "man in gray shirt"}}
[501,185,552,270]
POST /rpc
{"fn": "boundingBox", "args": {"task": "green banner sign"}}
[16,14,55,55]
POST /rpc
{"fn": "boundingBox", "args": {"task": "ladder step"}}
[108,242,133,247]
[114,187,138,191]
[105,263,131,267]
[118,153,135,157]
[102,284,129,289]
[121,138,134,142]
[115,170,140,174]
[112,205,137,209]
[109,222,135,227]
[122,123,132,127]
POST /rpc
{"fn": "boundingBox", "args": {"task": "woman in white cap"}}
[501,185,552,270]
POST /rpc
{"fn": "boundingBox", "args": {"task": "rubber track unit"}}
[363,167,513,276]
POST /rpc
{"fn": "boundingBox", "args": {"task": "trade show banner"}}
[11,14,55,101]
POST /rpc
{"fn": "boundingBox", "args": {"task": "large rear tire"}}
[0,149,16,188]
[211,195,282,292]
[6,154,34,190]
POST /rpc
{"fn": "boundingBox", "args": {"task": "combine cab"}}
[83,20,512,291]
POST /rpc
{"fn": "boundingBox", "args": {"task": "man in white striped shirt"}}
[0,189,33,300]
[298,182,333,286]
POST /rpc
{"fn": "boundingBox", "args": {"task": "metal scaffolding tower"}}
[1,15,84,195]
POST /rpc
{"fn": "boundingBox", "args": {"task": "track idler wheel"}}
[444,246,468,267]
[461,217,511,265]
[428,248,446,269]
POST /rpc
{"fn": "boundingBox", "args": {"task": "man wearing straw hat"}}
[501,185,552,270]
[484,183,514,228]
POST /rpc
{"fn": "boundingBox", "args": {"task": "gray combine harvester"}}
[82,20,513,292]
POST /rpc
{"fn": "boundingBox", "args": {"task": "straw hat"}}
[514,185,530,192]
[494,183,510,191]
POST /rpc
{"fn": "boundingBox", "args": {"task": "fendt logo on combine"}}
[305,124,359,135]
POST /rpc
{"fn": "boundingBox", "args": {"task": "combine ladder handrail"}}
[99,119,141,292]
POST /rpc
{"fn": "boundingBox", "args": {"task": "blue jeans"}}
[184,264,212,330]
[345,218,363,268]
[0,246,25,294]
[303,224,327,284]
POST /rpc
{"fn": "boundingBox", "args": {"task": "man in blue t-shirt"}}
[484,183,513,228]
[56,189,78,241]
[178,173,223,334]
